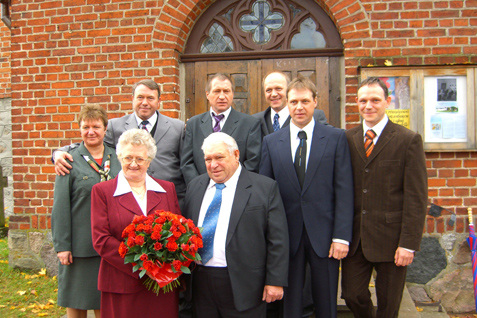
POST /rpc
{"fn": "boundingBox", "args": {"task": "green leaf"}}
[180,266,191,274]
[132,264,141,272]
[124,254,135,264]
[139,269,147,278]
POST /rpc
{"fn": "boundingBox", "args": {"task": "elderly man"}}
[180,73,261,185]
[260,77,354,318]
[183,132,289,318]
[52,79,186,205]
[341,77,428,318]
[253,71,328,138]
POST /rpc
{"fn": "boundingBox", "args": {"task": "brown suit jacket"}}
[346,120,428,263]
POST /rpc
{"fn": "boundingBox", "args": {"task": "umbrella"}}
[467,207,477,311]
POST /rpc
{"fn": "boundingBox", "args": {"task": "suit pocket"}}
[385,211,402,223]
[379,160,401,167]
[244,205,264,213]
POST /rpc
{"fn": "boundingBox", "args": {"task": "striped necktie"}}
[364,129,376,157]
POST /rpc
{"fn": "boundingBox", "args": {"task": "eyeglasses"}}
[121,156,150,166]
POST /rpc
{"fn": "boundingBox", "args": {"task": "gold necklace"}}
[131,185,146,198]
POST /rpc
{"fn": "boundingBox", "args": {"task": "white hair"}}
[116,129,157,159]
[201,132,238,156]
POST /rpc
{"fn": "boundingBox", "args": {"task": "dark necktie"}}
[272,113,280,132]
[212,113,224,132]
[294,131,307,189]
[364,129,376,157]
[200,183,226,264]
[139,120,149,132]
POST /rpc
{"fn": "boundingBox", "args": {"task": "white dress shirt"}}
[289,118,315,170]
[270,107,290,129]
[209,107,232,131]
[134,111,157,132]
[113,170,166,216]
[197,164,242,267]
[362,114,388,144]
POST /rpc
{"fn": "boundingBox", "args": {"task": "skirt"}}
[57,256,101,310]
[101,287,179,318]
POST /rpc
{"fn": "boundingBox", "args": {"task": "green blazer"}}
[52,142,121,257]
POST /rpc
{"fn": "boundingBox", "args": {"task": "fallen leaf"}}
[16,291,26,295]
[384,60,393,66]
[48,299,56,304]
[416,306,423,312]
[38,268,47,276]
[367,64,375,67]
[30,290,38,296]
[38,314,49,317]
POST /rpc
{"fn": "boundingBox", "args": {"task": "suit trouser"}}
[192,265,266,318]
[341,243,407,318]
[283,229,339,318]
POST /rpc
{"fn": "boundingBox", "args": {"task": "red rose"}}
[151,230,161,240]
[122,224,136,238]
[178,225,186,233]
[127,237,135,248]
[135,235,145,246]
[166,241,178,252]
[181,243,190,252]
[172,260,182,271]
[142,260,155,272]
[140,253,148,261]
[173,231,181,238]
[118,242,129,257]
[154,242,163,251]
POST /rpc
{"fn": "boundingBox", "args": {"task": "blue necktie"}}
[272,113,280,132]
[200,183,226,264]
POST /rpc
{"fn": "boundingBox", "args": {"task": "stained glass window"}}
[200,23,234,53]
[291,18,326,49]
[239,0,284,44]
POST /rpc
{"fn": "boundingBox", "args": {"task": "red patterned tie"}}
[364,129,376,157]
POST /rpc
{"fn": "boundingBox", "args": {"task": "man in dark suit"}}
[180,73,261,185]
[253,71,328,138]
[183,132,289,318]
[52,79,186,205]
[260,77,354,318]
[341,77,428,318]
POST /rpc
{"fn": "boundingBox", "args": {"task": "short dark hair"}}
[132,79,161,98]
[358,77,389,99]
[205,73,234,93]
[286,76,317,100]
[77,104,108,127]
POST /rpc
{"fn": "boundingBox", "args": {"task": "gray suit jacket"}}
[253,107,329,137]
[183,168,289,312]
[180,108,262,184]
[59,112,186,204]
[346,120,428,262]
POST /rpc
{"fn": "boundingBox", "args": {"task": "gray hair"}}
[117,129,157,160]
[201,132,238,156]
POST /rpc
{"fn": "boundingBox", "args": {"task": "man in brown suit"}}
[341,77,428,318]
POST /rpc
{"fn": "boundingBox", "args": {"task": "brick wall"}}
[7,0,477,256]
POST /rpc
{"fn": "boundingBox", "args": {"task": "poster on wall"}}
[424,76,467,143]
[380,77,411,129]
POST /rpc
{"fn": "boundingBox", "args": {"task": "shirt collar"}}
[210,106,232,121]
[362,114,388,138]
[206,164,242,191]
[114,170,166,197]
[134,111,158,127]
[290,118,315,139]
[271,106,289,119]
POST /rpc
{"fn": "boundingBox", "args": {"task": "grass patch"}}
[0,236,66,317]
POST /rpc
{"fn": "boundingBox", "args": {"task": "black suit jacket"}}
[253,107,329,137]
[260,122,354,258]
[183,169,289,312]
[181,108,262,184]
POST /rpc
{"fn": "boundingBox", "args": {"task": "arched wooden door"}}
[181,0,343,127]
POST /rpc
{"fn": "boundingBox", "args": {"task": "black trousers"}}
[192,265,266,318]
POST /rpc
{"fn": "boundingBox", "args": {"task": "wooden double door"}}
[183,56,342,127]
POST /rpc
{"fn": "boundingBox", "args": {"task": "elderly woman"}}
[91,129,180,318]
[52,104,121,318]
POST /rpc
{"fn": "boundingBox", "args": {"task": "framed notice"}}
[360,66,476,151]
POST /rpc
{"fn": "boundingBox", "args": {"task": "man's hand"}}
[394,247,414,266]
[262,285,284,303]
[57,251,73,265]
[54,151,74,176]
[328,242,349,260]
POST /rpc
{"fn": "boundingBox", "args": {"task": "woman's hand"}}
[57,251,73,265]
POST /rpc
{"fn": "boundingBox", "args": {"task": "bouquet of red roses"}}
[119,210,203,294]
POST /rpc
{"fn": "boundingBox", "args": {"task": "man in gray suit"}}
[183,132,288,318]
[253,71,328,139]
[53,79,186,205]
[180,73,262,185]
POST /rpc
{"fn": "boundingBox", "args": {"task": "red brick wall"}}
[8,0,477,233]
[0,17,10,98]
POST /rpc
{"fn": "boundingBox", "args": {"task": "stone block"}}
[40,243,58,277]
[29,231,45,254]
[8,231,28,251]
[407,237,447,284]
[453,240,471,265]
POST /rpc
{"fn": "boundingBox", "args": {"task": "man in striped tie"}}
[342,77,428,318]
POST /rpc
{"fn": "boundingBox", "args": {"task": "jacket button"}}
[365,168,369,173]
[363,189,367,194]
[362,210,367,215]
